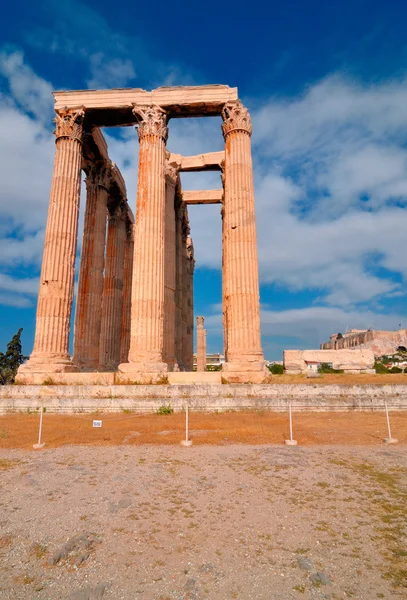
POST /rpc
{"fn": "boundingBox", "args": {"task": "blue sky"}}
[1,0,407,360]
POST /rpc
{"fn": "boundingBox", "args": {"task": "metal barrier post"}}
[285,401,298,446]
[384,401,398,444]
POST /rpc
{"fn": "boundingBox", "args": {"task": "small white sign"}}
[93,420,102,428]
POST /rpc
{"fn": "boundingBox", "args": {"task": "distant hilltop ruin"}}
[320,328,407,357]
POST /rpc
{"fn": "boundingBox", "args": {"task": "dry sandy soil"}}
[1,413,406,599]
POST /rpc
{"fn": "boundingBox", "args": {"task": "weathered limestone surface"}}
[19,109,85,375]
[284,349,375,374]
[118,106,168,379]
[3,382,407,413]
[73,163,109,370]
[182,189,223,205]
[221,101,267,383]
[196,316,207,372]
[99,206,126,370]
[54,86,238,123]
[169,151,224,172]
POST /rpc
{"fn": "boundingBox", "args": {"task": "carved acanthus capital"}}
[86,161,112,191]
[221,100,252,138]
[54,108,85,142]
[197,316,205,328]
[132,105,168,143]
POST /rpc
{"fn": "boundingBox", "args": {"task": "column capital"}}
[221,100,252,139]
[197,316,205,328]
[54,108,85,143]
[132,104,168,143]
[85,161,112,191]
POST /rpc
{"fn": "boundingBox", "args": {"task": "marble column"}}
[185,236,195,371]
[196,316,206,372]
[19,108,84,374]
[163,163,177,369]
[181,217,190,370]
[174,199,185,370]
[99,204,126,370]
[73,162,110,370]
[221,100,266,381]
[119,105,168,377]
[120,222,134,364]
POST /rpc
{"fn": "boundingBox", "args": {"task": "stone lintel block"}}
[169,151,225,172]
[182,189,223,205]
[54,85,238,125]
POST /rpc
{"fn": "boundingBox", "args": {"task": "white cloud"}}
[0,50,53,122]
[87,55,136,89]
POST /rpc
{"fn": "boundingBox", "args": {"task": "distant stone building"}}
[320,329,407,357]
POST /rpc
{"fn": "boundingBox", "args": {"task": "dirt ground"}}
[1,441,406,600]
[270,373,407,384]
[1,411,407,450]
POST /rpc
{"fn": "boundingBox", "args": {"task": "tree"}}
[268,363,284,375]
[0,328,27,385]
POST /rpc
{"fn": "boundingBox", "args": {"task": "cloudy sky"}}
[1,0,407,360]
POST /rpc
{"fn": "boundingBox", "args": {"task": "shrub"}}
[156,404,174,415]
[268,363,284,375]
[389,366,402,374]
[375,362,389,374]
[318,363,343,374]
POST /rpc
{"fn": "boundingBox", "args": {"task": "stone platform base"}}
[2,383,407,414]
[15,371,223,386]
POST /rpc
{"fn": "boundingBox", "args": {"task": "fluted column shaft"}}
[21,109,84,373]
[174,201,184,370]
[196,316,206,372]
[186,237,195,371]
[119,105,168,374]
[120,224,134,364]
[163,166,177,368]
[73,164,109,370]
[99,206,126,370]
[181,230,189,370]
[221,101,264,371]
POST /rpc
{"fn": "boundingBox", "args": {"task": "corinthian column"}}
[221,100,266,382]
[185,236,195,370]
[120,221,134,364]
[99,204,127,370]
[119,105,168,378]
[174,199,185,370]
[73,162,110,370]
[196,316,206,372]
[163,162,178,369]
[19,108,84,375]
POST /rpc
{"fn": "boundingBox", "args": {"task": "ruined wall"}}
[320,329,407,356]
[284,349,375,374]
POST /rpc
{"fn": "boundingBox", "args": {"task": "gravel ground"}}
[0,444,406,599]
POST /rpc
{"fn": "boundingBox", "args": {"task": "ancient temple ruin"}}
[17,85,267,384]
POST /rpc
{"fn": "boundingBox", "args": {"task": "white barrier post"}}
[383,401,398,444]
[285,401,298,446]
[180,401,193,447]
[33,407,46,449]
